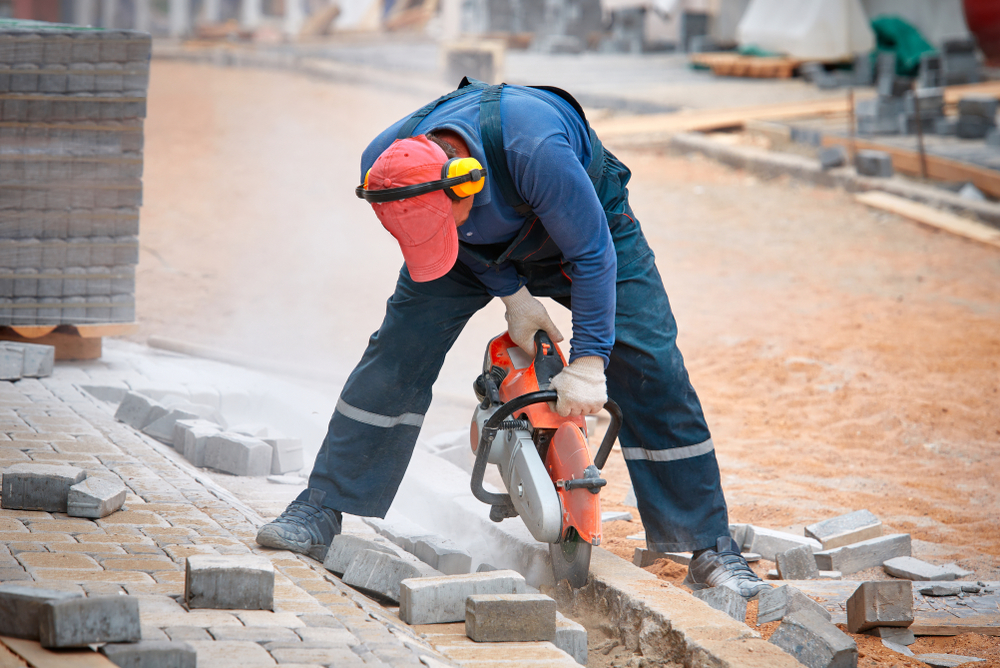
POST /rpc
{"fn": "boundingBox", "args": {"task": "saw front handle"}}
[470,391,623,519]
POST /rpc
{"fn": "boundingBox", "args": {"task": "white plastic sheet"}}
[736,0,875,60]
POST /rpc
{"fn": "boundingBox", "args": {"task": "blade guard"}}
[545,423,602,546]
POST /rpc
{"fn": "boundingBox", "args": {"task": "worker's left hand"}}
[549,356,607,417]
[500,286,564,355]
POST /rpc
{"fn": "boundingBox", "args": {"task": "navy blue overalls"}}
[303,80,731,552]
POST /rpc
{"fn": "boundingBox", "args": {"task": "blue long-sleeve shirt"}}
[360,85,616,364]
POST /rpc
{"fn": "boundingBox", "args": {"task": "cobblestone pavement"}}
[0,343,576,667]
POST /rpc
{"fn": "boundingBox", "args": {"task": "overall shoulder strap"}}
[479,84,535,218]
[396,77,490,140]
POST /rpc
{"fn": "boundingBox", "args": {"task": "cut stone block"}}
[2,463,86,512]
[67,476,126,518]
[920,584,961,596]
[556,612,587,665]
[940,563,974,578]
[777,545,820,580]
[758,584,832,624]
[0,346,23,381]
[813,533,911,574]
[264,437,304,475]
[867,626,915,645]
[0,341,54,378]
[364,515,435,553]
[885,639,914,657]
[465,593,557,643]
[769,608,857,668]
[805,510,882,550]
[729,524,750,549]
[0,584,84,639]
[175,419,222,467]
[855,149,894,177]
[185,555,274,611]
[958,95,999,119]
[846,581,913,633]
[39,595,141,648]
[101,640,197,668]
[203,432,272,477]
[342,549,442,603]
[323,533,399,576]
[957,115,996,139]
[414,536,472,575]
[883,556,958,581]
[746,525,822,561]
[142,408,199,445]
[692,585,747,622]
[114,392,165,429]
[398,570,527,624]
[915,653,986,667]
[819,145,847,171]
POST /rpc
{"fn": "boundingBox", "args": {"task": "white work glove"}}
[500,286,564,355]
[549,356,607,417]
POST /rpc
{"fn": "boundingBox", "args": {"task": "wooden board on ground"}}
[0,323,137,360]
[780,581,1000,636]
[689,53,805,79]
[855,191,1000,250]
[0,637,116,668]
[0,642,27,668]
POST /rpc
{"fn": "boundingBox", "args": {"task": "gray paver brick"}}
[39,594,142,648]
[804,510,882,550]
[264,437,304,474]
[1,462,86,512]
[758,584,833,625]
[882,556,958,582]
[777,544,820,580]
[0,347,24,380]
[324,534,400,577]
[413,537,472,576]
[914,653,986,667]
[142,409,199,445]
[101,640,197,668]
[115,392,165,429]
[0,342,55,378]
[846,581,913,633]
[67,475,127,518]
[203,433,272,477]
[769,609,858,668]
[177,420,222,466]
[814,533,911,574]
[398,570,527,624]
[746,525,822,561]
[465,593,557,643]
[555,612,587,665]
[855,149,894,178]
[185,554,275,611]
[341,550,442,604]
[692,585,748,622]
[0,583,84,639]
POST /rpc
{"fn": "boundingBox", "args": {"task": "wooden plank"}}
[942,80,1000,105]
[0,644,27,668]
[0,327,100,360]
[855,191,1000,250]
[0,637,117,668]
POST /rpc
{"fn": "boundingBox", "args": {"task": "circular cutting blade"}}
[549,531,592,589]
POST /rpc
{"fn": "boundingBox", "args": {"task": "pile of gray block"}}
[0,19,150,326]
[1,461,126,518]
[956,95,998,140]
[114,390,304,477]
[0,340,55,380]
[0,584,195,665]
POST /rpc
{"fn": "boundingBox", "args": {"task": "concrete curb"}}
[667,132,1000,228]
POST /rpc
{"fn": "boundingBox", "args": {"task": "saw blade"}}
[549,536,592,589]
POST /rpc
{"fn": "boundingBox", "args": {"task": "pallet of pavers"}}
[0,19,148,356]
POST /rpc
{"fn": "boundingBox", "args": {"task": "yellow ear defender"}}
[356,156,486,203]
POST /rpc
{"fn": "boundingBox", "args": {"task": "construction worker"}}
[256,79,767,598]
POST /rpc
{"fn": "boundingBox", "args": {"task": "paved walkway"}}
[0,346,513,667]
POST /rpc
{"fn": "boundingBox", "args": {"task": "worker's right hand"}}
[499,286,564,355]
[549,356,607,417]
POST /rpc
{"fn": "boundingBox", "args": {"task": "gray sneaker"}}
[256,489,342,561]
[683,536,770,599]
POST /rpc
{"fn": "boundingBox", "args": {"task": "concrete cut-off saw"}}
[470,330,622,588]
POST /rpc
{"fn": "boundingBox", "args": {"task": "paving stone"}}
[805,510,883,550]
[115,392,165,429]
[413,536,472,575]
[208,624,300,642]
[263,437,304,475]
[920,584,962,596]
[769,608,857,668]
[757,584,833,624]
[39,594,141,648]
[101,640,197,668]
[846,581,913,633]
[295,626,357,644]
[883,556,958,582]
[0,583,84,639]
[398,570,527,624]
[0,347,23,381]
[0,342,55,378]
[465,593,556,642]
[364,516,434,553]
[164,626,213,641]
[203,433,272,477]
[66,475,126,518]
[957,95,999,119]
[18,552,102,570]
[813,533,910,574]
[185,554,274,610]
[555,612,587,666]
[819,145,846,171]
[745,525,822,561]
[142,409,200,445]
[1,462,86,512]
[324,533,401,576]
[777,544,820,580]
[855,149,894,178]
[692,585,747,622]
[341,549,442,604]
[270,647,365,665]
[914,653,986,667]
[184,639,278,667]
[867,626,915,645]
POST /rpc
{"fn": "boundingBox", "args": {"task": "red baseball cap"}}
[366,135,458,283]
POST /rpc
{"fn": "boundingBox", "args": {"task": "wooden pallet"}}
[690,53,803,79]
[0,323,137,360]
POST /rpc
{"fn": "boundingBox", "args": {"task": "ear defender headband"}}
[356,157,487,204]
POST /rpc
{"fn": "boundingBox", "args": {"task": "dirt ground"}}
[137,61,1000,666]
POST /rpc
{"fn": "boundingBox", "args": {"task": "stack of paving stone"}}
[0,19,150,326]
[956,95,998,140]
[856,53,945,137]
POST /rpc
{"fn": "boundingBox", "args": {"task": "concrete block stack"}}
[0,19,150,326]
[956,96,998,140]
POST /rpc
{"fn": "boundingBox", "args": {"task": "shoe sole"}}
[255,525,312,554]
